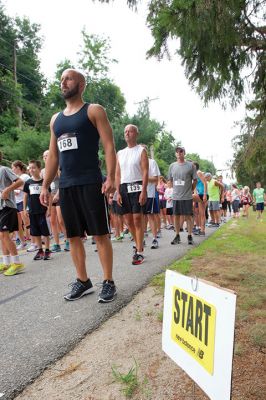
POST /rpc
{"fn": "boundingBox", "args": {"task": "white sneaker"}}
[27,244,38,252]
[17,242,28,250]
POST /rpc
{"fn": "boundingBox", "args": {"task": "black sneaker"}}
[33,249,44,260]
[171,234,181,245]
[98,280,117,303]
[151,239,159,249]
[64,278,94,301]
[188,235,194,245]
[43,249,51,260]
[132,253,144,265]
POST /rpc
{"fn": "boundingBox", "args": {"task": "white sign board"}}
[162,270,236,400]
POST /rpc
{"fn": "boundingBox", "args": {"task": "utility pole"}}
[134,96,159,106]
[134,97,159,159]
[13,40,22,129]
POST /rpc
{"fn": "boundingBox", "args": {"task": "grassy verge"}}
[151,213,266,349]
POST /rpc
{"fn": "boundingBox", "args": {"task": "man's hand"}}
[117,192,123,206]
[139,190,147,206]
[40,187,50,207]
[1,188,10,200]
[101,177,115,197]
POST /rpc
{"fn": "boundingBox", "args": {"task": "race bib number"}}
[127,183,142,193]
[174,179,185,186]
[29,184,42,195]
[57,133,78,152]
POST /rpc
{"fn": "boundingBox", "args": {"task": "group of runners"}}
[0,69,265,304]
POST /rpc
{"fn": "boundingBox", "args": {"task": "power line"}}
[0,36,41,64]
[0,87,42,110]
[0,60,41,86]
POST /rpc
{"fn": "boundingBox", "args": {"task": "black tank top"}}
[53,103,102,188]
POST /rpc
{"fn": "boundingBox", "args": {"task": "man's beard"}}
[62,84,79,99]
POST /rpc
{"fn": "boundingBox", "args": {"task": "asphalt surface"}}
[0,228,214,400]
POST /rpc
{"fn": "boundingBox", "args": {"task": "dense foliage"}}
[0,1,215,177]
[101,0,266,186]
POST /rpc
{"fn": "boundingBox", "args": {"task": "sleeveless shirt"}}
[117,145,144,184]
[53,103,102,188]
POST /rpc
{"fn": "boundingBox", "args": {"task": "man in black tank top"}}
[40,69,117,303]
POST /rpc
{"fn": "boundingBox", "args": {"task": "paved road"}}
[0,228,213,399]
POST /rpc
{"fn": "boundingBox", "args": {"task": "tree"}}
[153,130,177,176]
[101,0,265,110]
[186,152,216,174]
[78,30,118,80]
[0,2,45,130]
[232,118,266,187]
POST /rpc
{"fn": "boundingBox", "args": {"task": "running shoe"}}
[4,263,24,276]
[111,236,123,242]
[132,253,144,265]
[33,249,44,260]
[16,242,28,250]
[188,235,194,245]
[171,234,181,245]
[64,240,70,251]
[43,249,51,260]
[15,238,21,246]
[64,278,94,301]
[98,280,117,303]
[27,244,38,252]
[123,228,129,235]
[151,239,159,249]
[51,244,61,252]
[199,231,205,236]
[0,263,10,273]
[156,230,161,238]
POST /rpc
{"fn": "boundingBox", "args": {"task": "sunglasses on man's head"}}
[176,149,184,153]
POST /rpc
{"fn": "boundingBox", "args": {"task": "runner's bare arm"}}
[40,113,59,206]
[139,148,149,205]
[1,178,23,200]
[23,192,28,217]
[115,157,122,206]
[88,104,116,195]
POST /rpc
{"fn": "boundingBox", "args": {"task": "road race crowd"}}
[0,69,265,303]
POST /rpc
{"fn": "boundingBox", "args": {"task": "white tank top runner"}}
[118,145,144,184]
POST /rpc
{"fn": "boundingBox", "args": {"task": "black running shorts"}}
[143,197,159,215]
[0,207,18,233]
[173,199,193,216]
[59,183,110,237]
[118,182,145,215]
[29,213,50,237]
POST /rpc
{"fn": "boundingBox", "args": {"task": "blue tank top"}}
[53,103,102,188]
[196,177,205,195]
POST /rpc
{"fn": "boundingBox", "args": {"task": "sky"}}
[4,0,246,177]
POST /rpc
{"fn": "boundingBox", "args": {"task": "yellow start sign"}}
[171,286,216,375]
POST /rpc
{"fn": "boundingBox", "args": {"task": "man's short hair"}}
[205,172,212,178]
[175,146,186,154]
[29,160,42,169]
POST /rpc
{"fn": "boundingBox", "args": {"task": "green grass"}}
[111,359,151,399]
[112,360,139,398]
[249,323,266,348]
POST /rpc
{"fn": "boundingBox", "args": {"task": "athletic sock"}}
[11,255,20,264]
[3,255,10,265]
